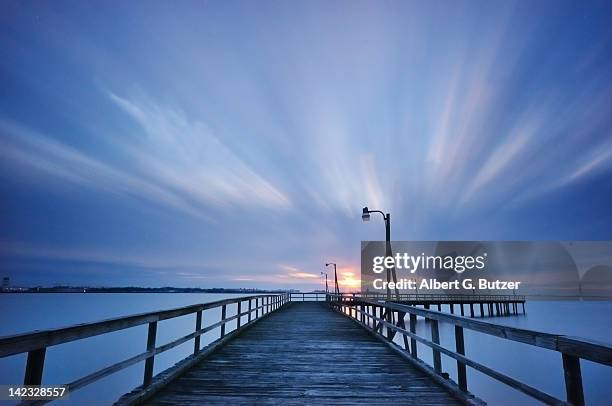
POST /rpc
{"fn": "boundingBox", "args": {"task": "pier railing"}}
[0,293,288,402]
[344,292,526,302]
[328,293,612,406]
[288,292,327,301]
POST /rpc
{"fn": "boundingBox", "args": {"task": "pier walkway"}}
[145,301,463,405]
[1,292,611,406]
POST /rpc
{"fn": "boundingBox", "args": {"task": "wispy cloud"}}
[0,92,292,219]
[2,1,612,286]
[108,92,292,211]
[0,119,208,218]
[0,241,248,271]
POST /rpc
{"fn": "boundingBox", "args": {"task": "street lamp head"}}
[361,207,370,222]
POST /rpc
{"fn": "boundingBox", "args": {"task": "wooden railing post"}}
[562,354,585,406]
[430,319,441,374]
[256,298,259,318]
[143,321,157,386]
[455,326,467,391]
[24,348,46,385]
[237,301,241,329]
[386,310,394,339]
[194,310,202,355]
[398,312,409,351]
[371,305,376,328]
[248,299,252,322]
[220,304,227,337]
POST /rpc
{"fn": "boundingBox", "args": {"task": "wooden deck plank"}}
[145,302,463,405]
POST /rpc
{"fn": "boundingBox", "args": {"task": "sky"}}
[1,0,612,290]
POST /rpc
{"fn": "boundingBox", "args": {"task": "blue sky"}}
[1,1,612,289]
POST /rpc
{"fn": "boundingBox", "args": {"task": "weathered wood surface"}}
[145,302,462,405]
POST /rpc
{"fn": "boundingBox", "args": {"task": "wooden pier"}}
[141,301,465,405]
[343,292,526,318]
[0,292,611,406]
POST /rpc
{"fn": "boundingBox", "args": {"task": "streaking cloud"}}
[1,1,612,287]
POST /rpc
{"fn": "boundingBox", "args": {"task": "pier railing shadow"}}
[0,293,289,404]
[328,293,612,406]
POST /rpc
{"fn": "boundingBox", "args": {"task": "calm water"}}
[0,295,611,405]
[0,293,248,405]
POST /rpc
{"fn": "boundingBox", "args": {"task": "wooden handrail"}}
[288,292,328,301]
[0,293,281,357]
[328,294,612,406]
[345,292,526,301]
[0,293,289,400]
[352,296,612,365]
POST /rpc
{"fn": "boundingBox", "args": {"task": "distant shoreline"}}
[0,287,302,294]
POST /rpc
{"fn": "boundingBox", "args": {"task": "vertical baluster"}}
[24,348,46,385]
[194,310,202,355]
[369,306,374,329]
[143,321,157,386]
[248,299,252,322]
[430,319,441,374]
[398,312,409,351]
[237,301,241,329]
[562,354,585,406]
[409,314,417,358]
[455,326,467,391]
[220,304,227,338]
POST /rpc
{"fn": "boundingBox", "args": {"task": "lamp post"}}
[362,206,399,300]
[320,271,328,293]
[325,263,339,298]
